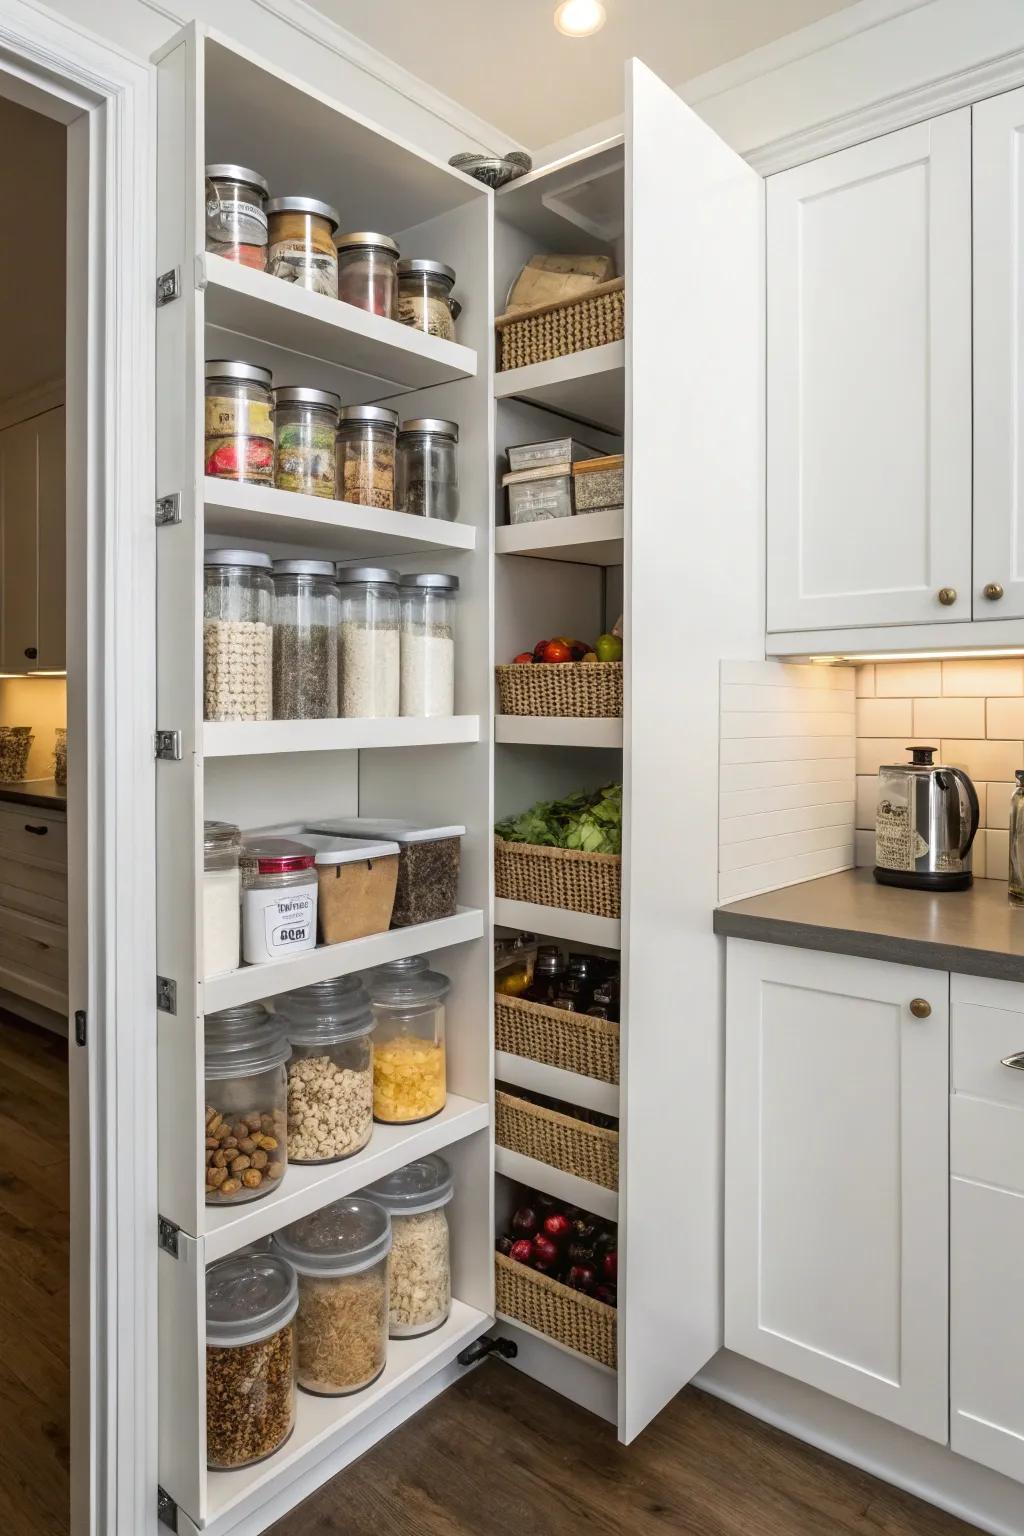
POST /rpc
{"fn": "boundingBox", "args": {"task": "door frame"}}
[0,3,154,1532]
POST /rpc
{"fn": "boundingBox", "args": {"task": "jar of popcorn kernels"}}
[366,956,447,1124]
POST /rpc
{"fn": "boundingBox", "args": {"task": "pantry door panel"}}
[0,415,39,672]
[619,60,764,1444]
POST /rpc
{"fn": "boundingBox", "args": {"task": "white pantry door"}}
[619,61,763,1443]
[766,112,972,633]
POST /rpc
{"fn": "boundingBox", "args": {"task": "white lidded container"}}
[306,817,465,927]
[359,1154,453,1338]
[202,820,241,978]
[205,1250,298,1470]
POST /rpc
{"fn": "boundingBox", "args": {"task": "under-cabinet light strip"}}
[811,649,1024,664]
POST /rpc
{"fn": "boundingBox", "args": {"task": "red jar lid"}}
[246,837,316,875]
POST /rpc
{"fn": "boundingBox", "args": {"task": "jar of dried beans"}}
[271,558,339,720]
[273,386,339,499]
[399,572,458,718]
[273,1198,391,1396]
[266,196,340,298]
[396,418,459,522]
[276,976,375,1164]
[205,1251,297,1470]
[397,259,457,341]
[204,1002,290,1204]
[367,956,448,1124]
[337,404,398,510]
[336,566,400,719]
[205,361,274,485]
[359,1154,452,1337]
[334,232,400,317]
[203,549,274,722]
[205,164,269,271]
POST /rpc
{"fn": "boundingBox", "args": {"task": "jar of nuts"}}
[275,975,375,1165]
[205,1251,298,1470]
[204,1002,290,1204]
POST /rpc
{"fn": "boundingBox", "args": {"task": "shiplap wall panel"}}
[719,660,856,901]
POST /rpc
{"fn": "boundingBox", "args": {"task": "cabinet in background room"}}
[0,405,66,672]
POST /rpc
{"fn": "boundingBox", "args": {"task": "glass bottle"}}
[1010,770,1024,906]
[553,953,596,1012]
[524,946,566,1004]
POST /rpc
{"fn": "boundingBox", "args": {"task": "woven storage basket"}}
[495,1089,619,1191]
[496,278,625,372]
[495,1252,616,1369]
[494,836,621,918]
[495,661,622,719]
[495,993,619,1085]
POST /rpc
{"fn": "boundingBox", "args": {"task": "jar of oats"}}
[276,976,375,1165]
[273,1197,391,1396]
[359,1154,452,1337]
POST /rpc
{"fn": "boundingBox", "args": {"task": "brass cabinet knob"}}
[909,998,932,1019]
[983,582,1005,601]
[938,588,958,606]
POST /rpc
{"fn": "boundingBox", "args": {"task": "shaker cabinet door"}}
[0,405,66,673]
[766,111,971,633]
[725,940,949,1442]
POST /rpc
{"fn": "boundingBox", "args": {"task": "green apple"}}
[594,632,623,663]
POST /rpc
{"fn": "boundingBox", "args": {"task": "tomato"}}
[542,639,573,664]
[513,652,534,664]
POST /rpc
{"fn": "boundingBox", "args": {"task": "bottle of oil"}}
[1010,770,1024,906]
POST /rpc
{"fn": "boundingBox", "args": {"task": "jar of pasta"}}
[266,196,340,298]
[397,259,457,340]
[205,164,269,271]
[367,955,448,1124]
[359,1155,453,1337]
[335,232,400,318]
[337,404,398,509]
[205,361,274,485]
[273,386,339,499]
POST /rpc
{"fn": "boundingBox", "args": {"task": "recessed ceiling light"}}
[554,0,606,38]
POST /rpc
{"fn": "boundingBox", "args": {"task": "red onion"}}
[543,1212,572,1243]
[509,1239,534,1265]
[601,1250,617,1281]
[511,1205,539,1237]
[567,1263,597,1293]
[532,1234,559,1267]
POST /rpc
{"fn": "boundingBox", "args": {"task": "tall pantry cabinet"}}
[151,31,765,1534]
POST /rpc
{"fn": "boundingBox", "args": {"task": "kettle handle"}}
[950,768,980,856]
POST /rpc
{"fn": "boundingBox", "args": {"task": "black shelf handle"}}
[23,646,37,660]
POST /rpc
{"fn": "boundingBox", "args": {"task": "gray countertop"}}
[0,778,67,811]
[714,868,1024,982]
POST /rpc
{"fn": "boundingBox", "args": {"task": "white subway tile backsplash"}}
[856,698,913,736]
[987,698,1024,739]
[855,665,875,698]
[942,657,1024,696]
[985,782,1015,831]
[875,661,942,697]
[913,696,986,739]
[985,830,1008,880]
[941,739,1024,782]
[855,738,933,775]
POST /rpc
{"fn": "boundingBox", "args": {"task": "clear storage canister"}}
[242,839,318,964]
[397,258,457,340]
[205,1252,298,1469]
[368,955,448,1124]
[203,820,241,979]
[360,1154,452,1337]
[266,196,340,298]
[203,549,274,722]
[334,232,400,318]
[204,1002,290,1204]
[273,386,339,499]
[396,418,459,522]
[273,1198,391,1396]
[399,572,458,718]
[276,976,375,1164]
[272,559,339,720]
[205,360,274,485]
[337,404,398,509]
[205,163,269,271]
[336,566,400,719]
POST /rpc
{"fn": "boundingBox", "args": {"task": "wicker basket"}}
[496,278,625,372]
[495,1089,619,1191]
[495,993,619,1085]
[495,662,622,719]
[495,1252,617,1369]
[494,836,621,918]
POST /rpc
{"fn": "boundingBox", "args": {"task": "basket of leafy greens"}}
[495,785,621,917]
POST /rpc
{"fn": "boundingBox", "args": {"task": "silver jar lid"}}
[273,1197,391,1277]
[205,1002,291,1078]
[336,565,400,586]
[271,559,337,579]
[205,1252,298,1348]
[205,164,269,196]
[338,403,399,428]
[358,1153,453,1216]
[399,572,460,591]
[334,231,399,256]
[367,954,450,1005]
[397,258,455,285]
[399,418,458,442]
[203,820,240,852]
[205,359,273,388]
[275,974,374,1046]
[204,548,273,570]
[272,385,340,412]
[266,195,340,229]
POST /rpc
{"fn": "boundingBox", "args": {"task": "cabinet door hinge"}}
[156,268,180,306]
[158,1217,180,1259]
[74,1010,87,1047]
[154,730,182,761]
[157,976,177,1014]
[156,493,181,526]
[157,1485,178,1530]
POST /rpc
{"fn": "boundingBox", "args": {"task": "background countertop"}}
[0,778,67,811]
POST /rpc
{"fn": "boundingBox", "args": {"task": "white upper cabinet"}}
[0,405,65,673]
[766,112,972,634]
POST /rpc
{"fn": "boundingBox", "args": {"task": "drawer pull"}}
[909,997,932,1019]
[23,823,48,836]
[1001,1052,1024,1072]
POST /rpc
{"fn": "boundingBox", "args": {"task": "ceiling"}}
[308,0,861,148]
[0,97,64,405]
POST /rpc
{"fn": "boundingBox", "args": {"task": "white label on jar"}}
[243,882,317,964]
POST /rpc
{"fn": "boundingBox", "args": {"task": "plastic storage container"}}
[203,549,274,722]
[399,572,458,718]
[205,164,269,271]
[334,232,400,317]
[336,567,400,719]
[241,838,318,964]
[266,196,340,297]
[306,817,465,927]
[205,1252,298,1470]
[203,820,241,979]
[204,1002,289,1204]
[502,464,574,524]
[205,360,274,485]
[276,976,375,1164]
[359,1154,453,1336]
[273,1198,391,1395]
[573,454,624,513]
[273,386,339,499]
[367,955,449,1124]
[271,559,339,720]
[304,833,400,943]
[337,404,398,509]
[506,436,601,472]
[397,258,457,340]
[396,418,459,522]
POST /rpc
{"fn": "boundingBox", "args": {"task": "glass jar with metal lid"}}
[273,1198,391,1395]
[334,232,400,318]
[273,386,339,499]
[241,838,318,964]
[399,572,458,718]
[336,566,400,719]
[359,1154,453,1337]
[336,404,398,510]
[204,1002,290,1204]
[203,820,241,979]
[205,1251,298,1469]
[271,558,339,720]
[275,976,375,1164]
[367,956,449,1124]
[205,360,274,485]
[266,196,340,298]
[205,164,270,271]
[396,418,460,522]
[397,259,457,340]
[203,549,274,722]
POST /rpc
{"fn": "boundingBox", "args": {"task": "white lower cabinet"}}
[724,939,949,1442]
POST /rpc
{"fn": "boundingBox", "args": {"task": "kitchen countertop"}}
[714,868,1024,982]
[0,778,67,811]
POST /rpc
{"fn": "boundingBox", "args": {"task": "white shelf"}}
[204,715,481,758]
[494,715,622,748]
[203,1096,489,1262]
[205,478,477,558]
[203,907,484,1011]
[495,508,623,565]
[495,1146,618,1223]
[495,1050,619,1118]
[494,898,621,950]
[494,343,624,434]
